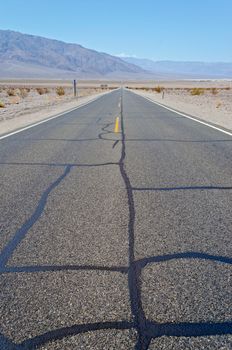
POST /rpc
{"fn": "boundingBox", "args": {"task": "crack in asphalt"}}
[98,122,114,140]
[132,185,232,191]
[0,165,72,268]
[0,162,119,167]
[112,140,120,149]
[118,89,150,349]
[1,264,128,274]
[20,321,133,350]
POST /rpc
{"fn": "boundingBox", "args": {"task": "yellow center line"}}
[114,116,120,133]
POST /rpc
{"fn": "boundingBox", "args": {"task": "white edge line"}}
[129,89,232,137]
[0,89,119,140]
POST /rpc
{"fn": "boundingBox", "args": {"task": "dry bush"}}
[216,102,222,108]
[56,86,65,96]
[36,87,49,95]
[190,88,205,96]
[36,88,45,95]
[153,86,164,93]
[7,88,16,96]
[211,88,218,95]
[225,87,231,90]
[0,100,5,108]
[19,88,29,98]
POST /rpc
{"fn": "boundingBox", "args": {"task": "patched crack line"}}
[119,89,150,349]
[0,165,72,268]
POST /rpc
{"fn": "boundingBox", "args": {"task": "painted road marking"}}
[114,117,120,133]
[131,90,232,137]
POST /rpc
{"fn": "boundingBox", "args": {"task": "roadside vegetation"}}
[36,87,49,95]
[211,88,219,95]
[19,88,30,98]
[152,86,164,93]
[56,86,65,96]
[190,88,205,96]
[7,88,16,96]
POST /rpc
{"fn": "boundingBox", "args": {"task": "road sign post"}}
[73,79,77,98]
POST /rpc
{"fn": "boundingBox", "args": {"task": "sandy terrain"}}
[0,79,121,88]
[0,84,115,136]
[130,82,232,131]
[124,80,232,89]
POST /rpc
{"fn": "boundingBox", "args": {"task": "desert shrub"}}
[224,87,231,90]
[36,87,49,95]
[153,86,164,93]
[56,86,65,96]
[216,102,222,108]
[7,88,16,96]
[19,88,29,98]
[190,88,204,96]
[0,101,5,108]
[36,88,45,95]
[211,88,218,95]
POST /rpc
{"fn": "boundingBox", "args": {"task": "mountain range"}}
[0,30,232,79]
[121,57,232,79]
[0,30,147,79]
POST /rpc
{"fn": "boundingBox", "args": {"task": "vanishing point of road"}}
[0,89,232,349]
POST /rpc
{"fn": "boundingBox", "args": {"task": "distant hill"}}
[1,30,231,80]
[122,57,232,79]
[0,30,148,79]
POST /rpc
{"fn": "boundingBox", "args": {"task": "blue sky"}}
[1,0,232,62]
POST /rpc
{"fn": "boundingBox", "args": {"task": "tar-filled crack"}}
[119,90,151,349]
[98,122,114,140]
[20,321,133,349]
[1,264,128,274]
[112,140,119,149]
[0,165,72,268]
[0,162,118,167]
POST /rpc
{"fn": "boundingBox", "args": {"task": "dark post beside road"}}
[73,79,77,97]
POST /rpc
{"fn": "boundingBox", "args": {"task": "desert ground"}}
[0,81,118,135]
[126,80,232,131]
[0,80,232,135]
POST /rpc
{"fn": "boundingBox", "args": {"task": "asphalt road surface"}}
[0,88,232,349]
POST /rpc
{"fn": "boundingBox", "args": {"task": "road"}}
[0,88,232,349]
